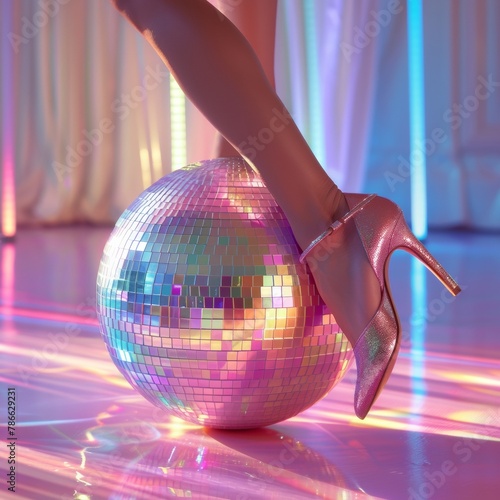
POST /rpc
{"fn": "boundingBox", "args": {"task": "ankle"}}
[290,185,347,251]
[327,186,349,222]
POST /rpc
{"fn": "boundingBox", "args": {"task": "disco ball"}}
[97,157,353,429]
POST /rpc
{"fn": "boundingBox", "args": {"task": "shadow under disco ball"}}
[97,157,353,429]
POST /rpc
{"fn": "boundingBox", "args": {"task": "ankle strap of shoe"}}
[299,194,376,264]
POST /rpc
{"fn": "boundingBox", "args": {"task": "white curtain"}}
[2,0,174,225]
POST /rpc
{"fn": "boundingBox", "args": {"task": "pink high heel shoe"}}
[299,194,461,419]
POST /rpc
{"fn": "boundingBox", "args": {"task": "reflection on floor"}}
[0,226,499,500]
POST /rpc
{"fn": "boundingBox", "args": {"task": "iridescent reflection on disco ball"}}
[97,158,353,429]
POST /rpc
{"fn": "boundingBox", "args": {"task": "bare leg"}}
[112,0,339,248]
[110,0,379,349]
[213,0,277,157]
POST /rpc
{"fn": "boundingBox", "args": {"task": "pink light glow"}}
[1,1,16,239]
[1,155,16,238]
[0,304,98,326]
[0,243,15,307]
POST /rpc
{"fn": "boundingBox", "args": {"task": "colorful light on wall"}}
[407,0,427,239]
[0,242,16,331]
[1,1,16,240]
[303,0,325,166]
[169,74,187,171]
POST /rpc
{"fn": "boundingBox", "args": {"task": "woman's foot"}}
[299,193,461,418]
[293,190,381,352]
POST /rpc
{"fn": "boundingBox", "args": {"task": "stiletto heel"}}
[390,215,461,296]
[299,193,461,419]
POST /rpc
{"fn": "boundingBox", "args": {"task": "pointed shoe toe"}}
[353,291,399,419]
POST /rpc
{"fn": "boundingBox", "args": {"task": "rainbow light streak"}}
[148,118,163,182]
[410,258,428,398]
[0,305,98,326]
[169,74,187,171]
[1,1,16,239]
[407,0,427,239]
[408,259,428,492]
[1,243,15,304]
[139,147,152,190]
[283,5,307,134]
[303,0,325,165]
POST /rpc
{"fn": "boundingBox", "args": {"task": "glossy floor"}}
[0,227,499,500]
